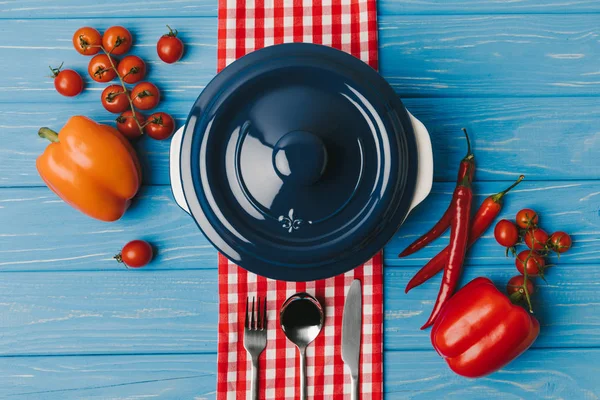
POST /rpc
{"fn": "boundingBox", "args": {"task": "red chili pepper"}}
[420,170,473,330]
[405,175,525,293]
[431,277,539,378]
[399,129,474,258]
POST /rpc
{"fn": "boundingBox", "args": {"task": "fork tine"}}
[262,297,267,330]
[257,297,261,330]
[245,297,249,329]
[251,296,256,330]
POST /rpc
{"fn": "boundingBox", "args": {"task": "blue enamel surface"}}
[180,43,417,281]
[1,1,600,398]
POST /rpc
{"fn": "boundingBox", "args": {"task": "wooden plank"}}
[1,15,600,102]
[0,264,598,355]
[2,354,219,399]
[378,14,600,97]
[3,96,599,187]
[0,18,217,103]
[2,0,600,19]
[0,0,219,18]
[3,349,600,399]
[0,182,596,272]
[379,0,600,15]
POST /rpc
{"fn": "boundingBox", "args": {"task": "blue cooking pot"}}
[170,43,433,281]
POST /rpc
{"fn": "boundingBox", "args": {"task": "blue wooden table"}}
[1,1,599,398]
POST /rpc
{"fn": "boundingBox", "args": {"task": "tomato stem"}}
[49,62,64,78]
[38,127,60,143]
[522,247,535,313]
[166,25,178,37]
[100,46,144,135]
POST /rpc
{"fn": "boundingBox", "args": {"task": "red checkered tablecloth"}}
[216,1,382,399]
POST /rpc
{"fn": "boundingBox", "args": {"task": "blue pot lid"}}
[179,43,417,281]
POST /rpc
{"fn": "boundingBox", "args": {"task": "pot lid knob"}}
[272,130,328,186]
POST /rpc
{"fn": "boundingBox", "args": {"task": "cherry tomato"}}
[117,55,146,84]
[507,275,535,296]
[116,110,144,140]
[88,54,118,83]
[131,82,160,110]
[516,208,539,229]
[72,27,102,56]
[102,26,132,55]
[144,112,176,140]
[157,25,184,64]
[115,240,153,268]
[550,231,572,254]
[515,250,546,277]
[50,64,83,97]
[101,84,129,114]
[494,219,519,248]
[524,228,549,251]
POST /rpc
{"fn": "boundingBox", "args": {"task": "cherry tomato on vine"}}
[114,240,153,268]
[101,84,129,114]
[516,208,539,229]
[88,54,118,83]
[550,231,572,254]
[116,110,144,140]
[494,219,519,248]
[102,26,132,55]
[117,55,146,84]
[515,250,546,277]
[157,25,184,64]
[50,64,83,97]
[524,228,549,251]
[131,82,160,110]
[144,112,175,140]
[72,27,102,56]
[507,275,535,296]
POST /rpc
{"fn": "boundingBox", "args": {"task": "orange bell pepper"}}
[36,116,142,222]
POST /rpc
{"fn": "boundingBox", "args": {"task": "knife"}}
[342,279,362,400]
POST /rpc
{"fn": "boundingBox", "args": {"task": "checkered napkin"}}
[216,1,382,399]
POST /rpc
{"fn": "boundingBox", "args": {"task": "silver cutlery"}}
[280,292,324,400]
[243,297,267,400]
[342,280,362,400]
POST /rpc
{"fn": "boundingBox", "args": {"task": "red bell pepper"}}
[431,277,540,378]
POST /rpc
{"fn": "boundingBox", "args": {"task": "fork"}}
[244,297,267,400]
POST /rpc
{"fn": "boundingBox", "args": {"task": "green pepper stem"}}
[491,175,525,203]
[38,127,59,143]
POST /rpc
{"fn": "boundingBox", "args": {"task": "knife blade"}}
[342,279,361,399]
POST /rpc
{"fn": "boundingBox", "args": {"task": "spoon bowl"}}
[280,292,324,400]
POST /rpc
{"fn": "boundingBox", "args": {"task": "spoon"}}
[280,292,324,400]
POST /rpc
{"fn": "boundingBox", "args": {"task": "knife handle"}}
[350,374,359,400]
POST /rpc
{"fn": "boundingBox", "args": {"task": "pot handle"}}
[407,111,433,215]
[170,125,190,214]
[170,115,433,216]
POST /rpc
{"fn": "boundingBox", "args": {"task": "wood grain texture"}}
[2,97,599,186]
[1,2,600,398]
[0,183,596,272]
[1,15,600,103]
[2,351,600,399]
[2,354,218,399]
[378,15,600,97]
[2,0,599,19]
[0,265,598,356]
